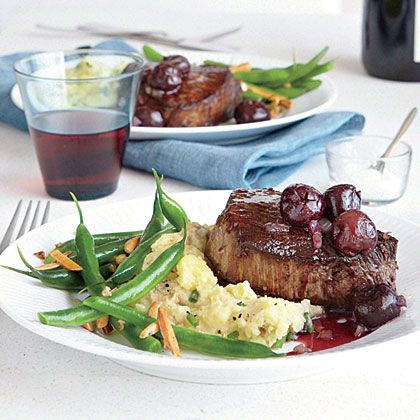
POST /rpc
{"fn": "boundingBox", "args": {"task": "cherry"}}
[354,284,406,329]
[133,107,165,127]
[331,210,377,256]
[163,55,190,78]
[148,62,182,91]
[324,184,361,220]
[280,184,325,227]
[234,100,270,124]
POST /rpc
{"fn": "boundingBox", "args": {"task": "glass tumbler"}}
[14,50,143,200]
[326,136,412,205]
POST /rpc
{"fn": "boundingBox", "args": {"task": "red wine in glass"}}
[29,109,130,200]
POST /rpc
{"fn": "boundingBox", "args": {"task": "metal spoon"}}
[372,107,417,173]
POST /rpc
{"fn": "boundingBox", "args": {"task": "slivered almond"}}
[279,98,292,109]
[33,251,45,260]
[229,62,251,73]
[115,253,127,265]
[35,262,61,271]
[157,307,181,357]
[96,315,109,329]
[124,236,140,254]
[148,302,161,318]
[117,320,125,331]
[243,83,288,102]
[50,249,82,271]
[82,322,95,332]
[101,286,112,297]
[139,322,160,339]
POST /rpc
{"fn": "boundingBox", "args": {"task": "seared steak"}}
[138,66,242,127]
[205,189,398,310]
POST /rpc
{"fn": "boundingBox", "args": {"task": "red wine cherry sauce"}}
[29,109,129,200]
[294,311,368,354]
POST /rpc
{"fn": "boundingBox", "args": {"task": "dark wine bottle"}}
[362,0,420,81]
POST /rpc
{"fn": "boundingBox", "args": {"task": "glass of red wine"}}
[14,50,143,200]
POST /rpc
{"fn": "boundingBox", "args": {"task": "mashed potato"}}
[135,223,322,347]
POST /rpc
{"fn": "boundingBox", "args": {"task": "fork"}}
[36,23,241,51]
[0,201,50,253]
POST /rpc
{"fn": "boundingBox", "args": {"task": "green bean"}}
[71,193,107,296]
[272,335,286,349]
[38,231,186,326]
[152,169,189,231]
[293,60,334,84]
[84,297,284,359]
[108,225,176,286]
[186,313,198,327]
[202,59,228,67]
[188,290,199,303]
[245,82,291,100]
[143,45,164,62]
[242,90,264,101]
[293,79,322,91]
[109,316,162,353]
[286,330,296,341]
[304,312,314,334]
[273,79,321,99]
[106,191,166,287]
[227,331,239,339]
[44,231,143,263]
[234,68,289,84]
[99,263,116,280]
[286,46,329,83]
[14,248,85,291]
[143,191,165,239]
[273,86,305,99]
[0,265,37,279]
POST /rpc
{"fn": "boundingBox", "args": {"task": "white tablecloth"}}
[0,2,419,419]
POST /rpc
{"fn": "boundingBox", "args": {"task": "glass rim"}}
[13,49,144,82]
[326,135,412,160]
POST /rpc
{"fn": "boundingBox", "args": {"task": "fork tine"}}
[41,201,50,225]
[0,200,23,253]
[16,201,33,239]
[29,201,41,231]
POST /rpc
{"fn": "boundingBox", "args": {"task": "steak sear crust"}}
[138,65,242,127]
[205,189,398,310]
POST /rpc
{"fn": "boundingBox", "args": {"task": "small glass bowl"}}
[326,135,412,205]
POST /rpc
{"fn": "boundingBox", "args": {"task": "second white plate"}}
[11,50,337,144]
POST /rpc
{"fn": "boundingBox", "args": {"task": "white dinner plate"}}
[0,190,417,384]
[11,51,337,144]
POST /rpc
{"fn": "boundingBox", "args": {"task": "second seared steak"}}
[205,189,398,310]
[138,65,242,127]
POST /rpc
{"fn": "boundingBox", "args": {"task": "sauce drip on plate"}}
[294,311,368,353]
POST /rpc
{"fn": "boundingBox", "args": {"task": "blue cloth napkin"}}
[124,112,365,188]
[0,39,365,189]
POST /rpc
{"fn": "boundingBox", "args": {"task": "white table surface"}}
[1,2,419,419]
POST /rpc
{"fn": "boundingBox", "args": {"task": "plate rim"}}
[0,190,415,371]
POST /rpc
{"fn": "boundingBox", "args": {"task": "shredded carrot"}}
[139,322,160,339]
[157,307,181,357]
[96,315,109,329]
[148,302,161,318]
[229,62,251,73]
[35,262,61,271]
[50,249,82,271]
